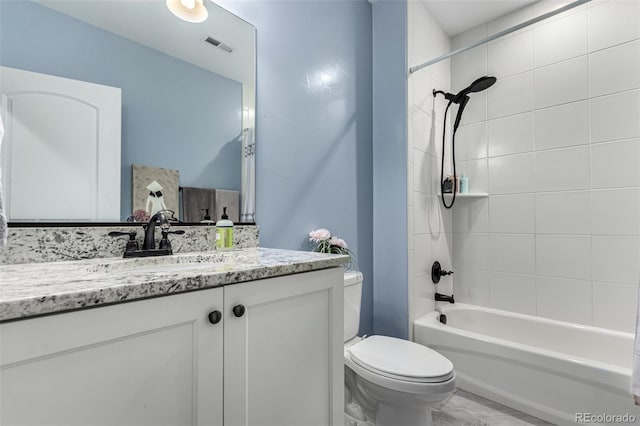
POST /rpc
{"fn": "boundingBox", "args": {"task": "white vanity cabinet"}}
[0,286,225,426]
[0,267,343,426]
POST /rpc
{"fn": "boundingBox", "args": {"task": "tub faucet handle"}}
[432,261,454,284]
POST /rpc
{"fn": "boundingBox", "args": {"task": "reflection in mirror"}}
[0,0,256,223]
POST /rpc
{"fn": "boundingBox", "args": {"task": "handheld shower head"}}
[463,76,497,95]
[433,75,497,209]
[451,76,497,131]
[433,76,497,104]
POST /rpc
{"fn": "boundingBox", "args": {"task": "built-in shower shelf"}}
[438,192,489,198]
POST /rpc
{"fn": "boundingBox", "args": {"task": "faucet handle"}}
[158,230,185,251]
[108,231,136,237]
[431,261,454,284]
[108,231,139,252]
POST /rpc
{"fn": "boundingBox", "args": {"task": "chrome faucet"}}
[143,211,170,250]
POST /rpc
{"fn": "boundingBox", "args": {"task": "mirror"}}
[0,0,256,223]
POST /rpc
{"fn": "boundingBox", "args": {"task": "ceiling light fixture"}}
[166,0,208,23]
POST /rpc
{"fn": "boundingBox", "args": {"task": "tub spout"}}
[435,292,455,303]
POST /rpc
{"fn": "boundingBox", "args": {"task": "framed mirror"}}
[0,0,256,224]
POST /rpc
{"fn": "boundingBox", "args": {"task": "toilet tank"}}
[344,271,363,342]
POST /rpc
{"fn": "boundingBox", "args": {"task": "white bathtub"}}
[414,304,640,426]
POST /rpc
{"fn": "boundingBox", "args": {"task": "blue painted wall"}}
[0,1,242,220]
[218,0,374,335]
[372,0,408,338]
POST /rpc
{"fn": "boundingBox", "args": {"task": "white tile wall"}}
[593,282,637,332]
[537,277,593,325]
[413,234,432,278]
[413,106,432,153]
[589,40,640,98]
[491,234,535,275]
[591,139,640,189]
[489,194,535,234]
[487,31,533,79]
[490,272,536,315]
[591,188,640,235]
[407,3,452,331]
[590,90,640,143]
[535,191,591,234]
[487,72,533,119]
[534,100,589,150]
[588,0,640,52]
[488,153,536,194]
[453,268,491,306]
[451,47,487,94]
[456,122,487,161]
[533,9,587,68]
[414,192,430,235]
[453,233,490,270]
[533,56,589,109]
[446,0,640,332]
[453,198,489,234]
[534,146,590,192]
[487,112,534,157]
[536,235,592,280]
[591,236,640,285]
[413,148,431,194]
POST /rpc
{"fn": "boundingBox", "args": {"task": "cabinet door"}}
[224,268,344,426]
[0,287,224,426]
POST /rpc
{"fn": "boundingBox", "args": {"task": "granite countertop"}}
[0,248,349,322]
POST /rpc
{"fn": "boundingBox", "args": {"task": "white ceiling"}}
[420,0,539,36]
[35,0,255,86]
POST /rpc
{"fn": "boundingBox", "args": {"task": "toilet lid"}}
[349,335,453,382]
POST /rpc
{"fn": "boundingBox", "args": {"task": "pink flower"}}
[133,209,150,222]
[309,228,331,243]
[329,236,347,249]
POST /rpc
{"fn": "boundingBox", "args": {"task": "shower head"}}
[452,76,497,131]
[432,75,497,131]
[432,76,497,105]
[461,76,497,96]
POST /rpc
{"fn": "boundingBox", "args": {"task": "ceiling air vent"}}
[204,36,234,53]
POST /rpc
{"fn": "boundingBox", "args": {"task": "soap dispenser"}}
[200,208,214,224]
[215,207,234,250]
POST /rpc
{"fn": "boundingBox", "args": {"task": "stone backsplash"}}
[0,225,259,264]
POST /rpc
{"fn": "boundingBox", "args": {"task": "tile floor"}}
[433,389,555,426]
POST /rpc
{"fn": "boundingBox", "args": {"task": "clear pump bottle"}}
[215,207,234,250]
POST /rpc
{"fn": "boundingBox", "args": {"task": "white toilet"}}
[344,271,455,426]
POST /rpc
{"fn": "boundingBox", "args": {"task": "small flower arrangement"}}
[309,228,356,269]
[132,209,150,222]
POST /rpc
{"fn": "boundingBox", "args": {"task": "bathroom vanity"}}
[0,248,346,426]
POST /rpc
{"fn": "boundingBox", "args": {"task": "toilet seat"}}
[348,336,454,384]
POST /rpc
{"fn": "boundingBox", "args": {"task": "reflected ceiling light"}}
[166,0,208,23]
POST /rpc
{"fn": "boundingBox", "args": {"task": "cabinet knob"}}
[232,304,246,318]
[208,310,222,324]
